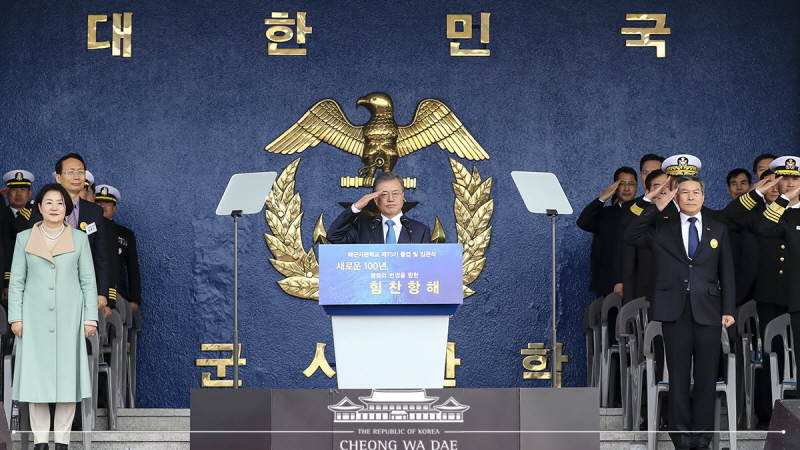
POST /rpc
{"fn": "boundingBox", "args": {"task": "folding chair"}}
[735,300,761,429]
[600,293,622,407]
[616,297,649,430]
[763,313,797,408]
[583,296,603,387]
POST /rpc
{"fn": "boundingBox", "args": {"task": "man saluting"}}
[328,171,431,244]
[625,175,735,450]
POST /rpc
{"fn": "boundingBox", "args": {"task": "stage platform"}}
[1,408,766,450]
[6,404,771,449]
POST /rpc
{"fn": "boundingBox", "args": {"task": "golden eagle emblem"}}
[264,93,489,179]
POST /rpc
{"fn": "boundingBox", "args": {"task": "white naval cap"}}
[3,170,34,187]
[84,169,94,187]
[770,156,800,177]
[662,154,702,176]
[95,184,121,203]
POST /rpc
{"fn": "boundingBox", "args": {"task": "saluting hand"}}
[754,176,780,195]
[644,180,669,202]
[353,191,383,210]
[655,189,677,211]
[599,181,620,202]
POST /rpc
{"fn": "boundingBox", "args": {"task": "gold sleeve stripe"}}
[631,203,644,216]
[739,193,756,210]
[768,201,786,216]
[4,272,9,280]
[765,210,782,223]
[764,202,785,223]
[21,208,31,220]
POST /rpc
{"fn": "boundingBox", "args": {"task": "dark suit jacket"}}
[576,199,624,296]
[328,208,432,244]
[624,204,736,325]
[21,198,111,300]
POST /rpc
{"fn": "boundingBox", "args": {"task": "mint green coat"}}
[8,225,98,402]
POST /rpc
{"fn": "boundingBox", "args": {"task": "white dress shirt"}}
[679,211,703,258]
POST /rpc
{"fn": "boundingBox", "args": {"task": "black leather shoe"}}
[54,444,68,450]
[33,444,49,450]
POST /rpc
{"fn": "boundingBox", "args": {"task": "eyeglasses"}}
[62,170,86,176]
[378,191,403,199]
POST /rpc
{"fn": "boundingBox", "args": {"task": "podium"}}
[319,243,463,389]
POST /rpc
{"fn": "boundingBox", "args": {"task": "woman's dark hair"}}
[34,183,74,217]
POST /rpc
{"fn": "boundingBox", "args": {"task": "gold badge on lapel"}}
[710,238,718,249]
[79,222,87,231]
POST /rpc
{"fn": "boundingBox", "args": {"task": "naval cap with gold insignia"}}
[3,170,34,188]
[662,154,702,176]
[769,156,800,177]
[95,184,120,203]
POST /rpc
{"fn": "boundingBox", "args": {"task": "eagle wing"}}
[396,99,489,160]
[265,99,364,156]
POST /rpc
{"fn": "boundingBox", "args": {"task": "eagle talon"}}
[358,166,377,178]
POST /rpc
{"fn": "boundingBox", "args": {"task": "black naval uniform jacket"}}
[576,198,625,297]
[725,191,790,307]
[755,196,800,312]
[0,205,13,293]
[115,223,141,305]
[624,204,736,325]
[17,198,112,303]
[328,208,431,244]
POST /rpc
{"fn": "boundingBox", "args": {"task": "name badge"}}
[86,222,97,235]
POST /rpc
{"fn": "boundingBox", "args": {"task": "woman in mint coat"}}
[8,183,99,450]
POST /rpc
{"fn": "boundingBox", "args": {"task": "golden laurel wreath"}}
[263,157,492,300]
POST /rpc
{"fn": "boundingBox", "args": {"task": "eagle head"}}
[356,92,393,114]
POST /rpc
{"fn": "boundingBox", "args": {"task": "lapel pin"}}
[710,238,718,249]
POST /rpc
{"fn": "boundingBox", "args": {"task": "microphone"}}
[400,216,413,243]
[368,217,381,244]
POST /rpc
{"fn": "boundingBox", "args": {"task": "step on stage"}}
[190,387,598,450]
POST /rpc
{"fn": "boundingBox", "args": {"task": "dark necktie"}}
[385,220,396,244]
[688,217,699,259]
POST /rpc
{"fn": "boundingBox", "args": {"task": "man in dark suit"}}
[16,154,111,315]
[577,166,637,298]
[625,175,736,450]
[328,171,431,244]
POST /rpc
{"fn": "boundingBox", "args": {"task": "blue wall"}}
[1,0,798,408]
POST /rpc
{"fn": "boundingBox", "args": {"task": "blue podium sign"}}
[319,243,463,315]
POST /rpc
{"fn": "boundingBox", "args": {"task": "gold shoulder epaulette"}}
[739,192,757,210]
[20,208,31,220]
[631,203,644,216]
[765,201,786,223]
